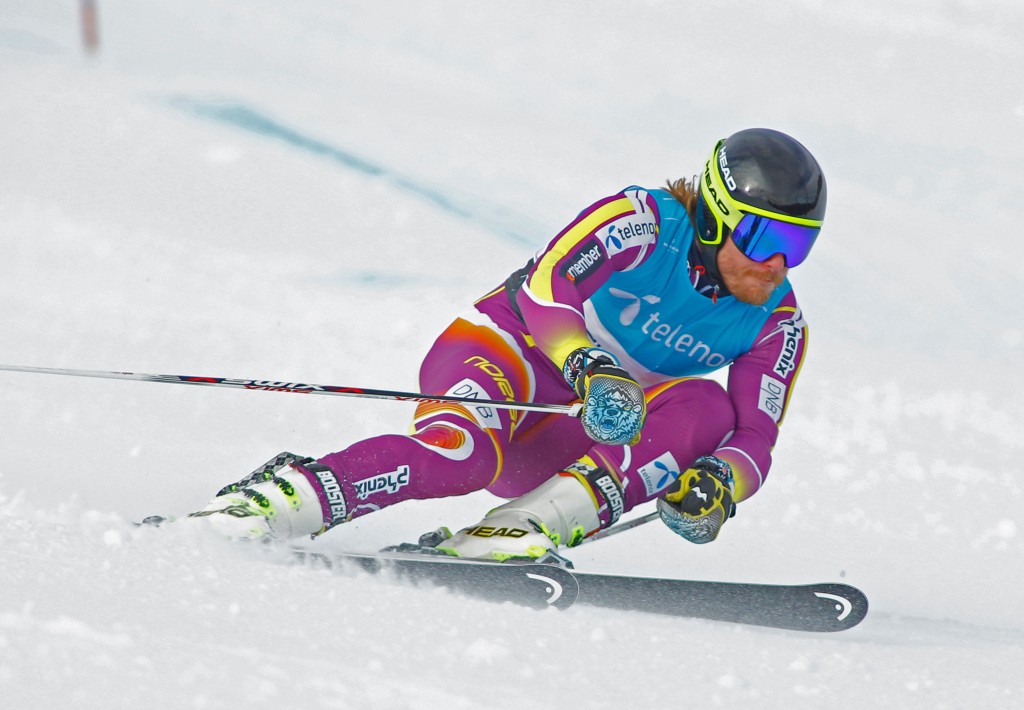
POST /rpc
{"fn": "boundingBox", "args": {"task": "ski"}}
[290,548,579,610]
[138,516,867,630]
[569,572,867,632]
[288,547,868,632]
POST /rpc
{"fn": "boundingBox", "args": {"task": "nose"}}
[762,253,787,271]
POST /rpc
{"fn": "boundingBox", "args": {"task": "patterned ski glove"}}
[563,347,646,446]
[657,455,736,544]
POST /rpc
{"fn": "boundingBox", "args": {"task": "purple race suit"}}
[315,186,808,531]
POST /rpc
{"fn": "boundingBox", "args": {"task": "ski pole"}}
[580,511,660,545]
[0,364,583,417]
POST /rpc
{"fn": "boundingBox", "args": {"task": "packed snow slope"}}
[2,1,1022,708]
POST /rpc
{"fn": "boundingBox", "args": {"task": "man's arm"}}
[713,290,809,501]
[515,188,660,366]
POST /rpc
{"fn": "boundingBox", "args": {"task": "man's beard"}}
[722,267,785,305]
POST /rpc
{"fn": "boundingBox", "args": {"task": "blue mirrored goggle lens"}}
[731,214,820,267]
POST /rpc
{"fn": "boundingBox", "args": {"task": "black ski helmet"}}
[694,128,827,269]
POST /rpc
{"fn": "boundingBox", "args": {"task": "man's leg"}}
[196,313,561,538]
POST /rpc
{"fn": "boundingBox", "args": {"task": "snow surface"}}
[2,1,1023,707]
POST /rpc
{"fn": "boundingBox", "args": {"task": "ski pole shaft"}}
[580,511,659,545]
[0,364,583,417]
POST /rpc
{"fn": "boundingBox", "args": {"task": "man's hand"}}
[563,347,646,446]
[657,455,736,543]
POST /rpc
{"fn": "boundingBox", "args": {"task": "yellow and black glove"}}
[657,455,736,544]
[563,347,646,446]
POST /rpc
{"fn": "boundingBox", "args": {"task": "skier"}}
[196,127,827,560]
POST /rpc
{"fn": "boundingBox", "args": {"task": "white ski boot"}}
[190,452,347,540]
[436,460,620,561]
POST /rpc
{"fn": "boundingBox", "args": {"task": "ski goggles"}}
[696,143,822,267]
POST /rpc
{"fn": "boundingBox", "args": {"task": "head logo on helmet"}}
[695,128,827,268]
[718,146,737,190]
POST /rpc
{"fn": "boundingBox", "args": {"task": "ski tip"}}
[809,583,869,631]
[133,515,174,527]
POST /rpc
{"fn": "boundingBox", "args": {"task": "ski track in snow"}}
[168,95,542,247]
[2,1,1023,708]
